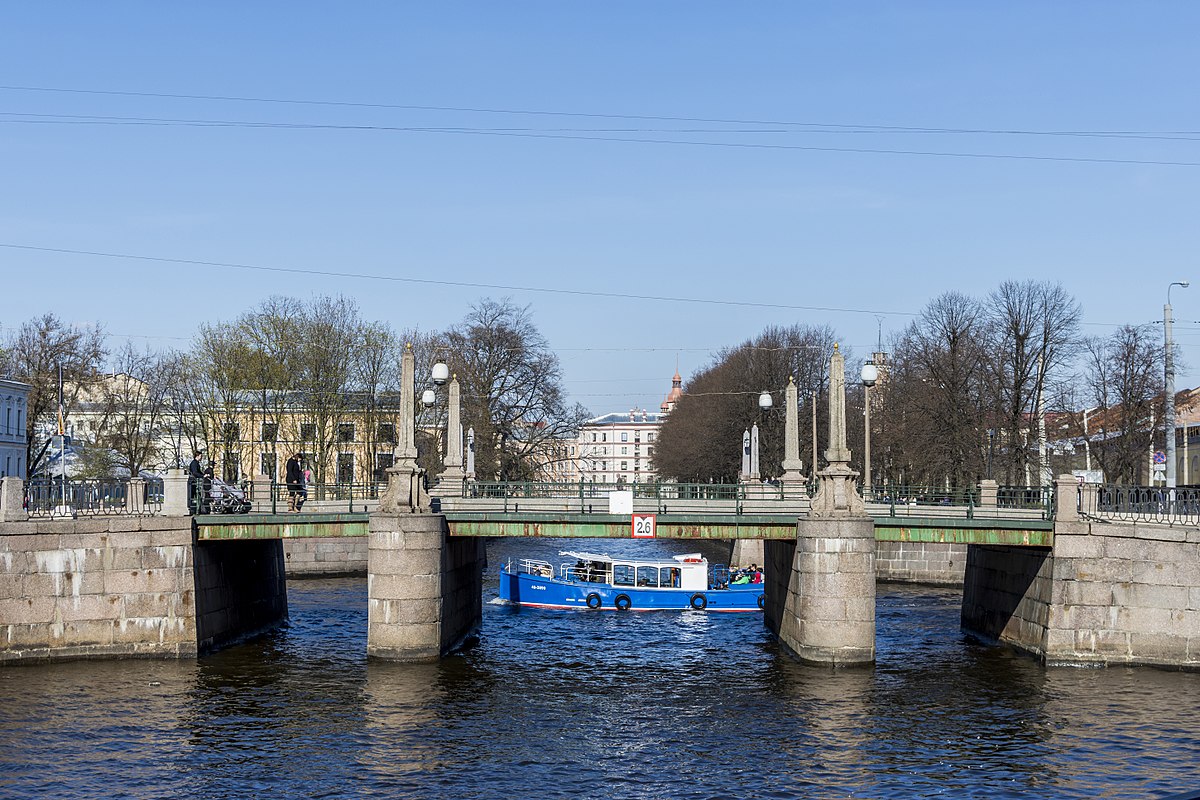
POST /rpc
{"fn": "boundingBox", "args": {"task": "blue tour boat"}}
[499,551,764,612]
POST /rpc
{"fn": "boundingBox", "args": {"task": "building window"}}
[591,432,597,442]
[621,432,628,442]
[337,453,355,483]
[261,422,278,443]
[634,432,641,442]
[647,433,655,442]
[621,447,628,455]
[223,452,240,483]
[374,452,394,482]
[260,452,278,480]
[378,423,396,444]
[621,461,628,471]
[602,433,607,442]
[338,423,355,443]
[300,423,317,441]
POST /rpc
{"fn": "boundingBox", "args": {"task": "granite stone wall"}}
[779,517,876,665]
[960,544,1053,658]
[1044,521,1200,668]
[876,541,967,586]
[762,538,797,639]
[193,539,288,654]
[961,522,1200,668]
[283,537,367,577]
[0,517,198,662]
[367,514,485,662]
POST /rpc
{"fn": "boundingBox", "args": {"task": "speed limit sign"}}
[631,513,657,538]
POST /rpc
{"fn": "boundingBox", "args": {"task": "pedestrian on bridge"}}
[286,453,305,512]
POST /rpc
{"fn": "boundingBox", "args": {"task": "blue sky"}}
[2,3,1199,413]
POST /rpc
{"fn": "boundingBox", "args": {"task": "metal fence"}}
[25,477,164,518]
[456,480,803,514]
[867,484,980,508]
[1089,485,1200,524]
[463,480,798,501]
[261,481,385,513]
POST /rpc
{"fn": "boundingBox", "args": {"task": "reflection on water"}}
[0,538,1198,799]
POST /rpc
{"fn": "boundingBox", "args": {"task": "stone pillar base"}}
[367,513,485,662]
[730,538,765,567]
[778,516,876,666]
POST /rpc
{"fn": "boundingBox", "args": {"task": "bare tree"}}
[882,292,987,488]
[444,299,588,481]
[1082,325,1163,483]
[236,296,304,480]
[983,281,1081,483]
[2,314,106,476]
[292,296,360,483]
[353,321,401,483]
[88,344,179,476]
[653,324,838,482]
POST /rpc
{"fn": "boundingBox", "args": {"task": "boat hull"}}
[499,568,763,612]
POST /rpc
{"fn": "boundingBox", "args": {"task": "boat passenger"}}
[751,565,763,584]
[731,572,751,585]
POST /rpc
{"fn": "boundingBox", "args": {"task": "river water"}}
[1,537,1198,799]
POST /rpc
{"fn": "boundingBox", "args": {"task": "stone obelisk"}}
[378,343,429,513]
[779,376,806,487]
[438,375,466,490]
[776,343,875,665]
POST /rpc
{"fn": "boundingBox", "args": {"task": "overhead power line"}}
[2,83,1198,139]
[0,242,917,317]
[2,111,1197,167]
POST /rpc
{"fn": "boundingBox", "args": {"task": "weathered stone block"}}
[369,572,440,602]
[141,546,191,571]
[1054,535,1105,559]
[57,593,119,622]
[1129,632,1190,661]
[1129,583,1190,610]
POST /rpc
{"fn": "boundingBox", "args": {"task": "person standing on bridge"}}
[187,452,203,515]
[286,452,305,512]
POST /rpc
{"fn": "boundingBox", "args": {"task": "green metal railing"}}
[26,477,164,517]
[461,480,799,515]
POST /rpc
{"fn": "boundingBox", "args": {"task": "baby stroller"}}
[204,477,252,514]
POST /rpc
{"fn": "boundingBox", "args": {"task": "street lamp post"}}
[1166,280,1190,488]
[752,390,772,481]
[861,361,878,498]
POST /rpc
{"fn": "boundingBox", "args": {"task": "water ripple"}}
[1,538,1198,799]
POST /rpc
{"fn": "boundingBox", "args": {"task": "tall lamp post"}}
[860,361,878,498]
[1166,280,1189,488]
[753,389,772,481]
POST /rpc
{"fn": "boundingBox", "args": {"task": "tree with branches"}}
[653,324,838,482]
[444,299,588,481]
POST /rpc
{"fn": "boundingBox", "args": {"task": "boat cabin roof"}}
[559,551,708,568]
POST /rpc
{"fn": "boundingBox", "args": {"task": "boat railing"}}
[515,558,554,578]
[560,564,610,583]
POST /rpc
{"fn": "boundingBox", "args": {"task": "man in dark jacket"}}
[286,453,304,512]
[187,452,203,514]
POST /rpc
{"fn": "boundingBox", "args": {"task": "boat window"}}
[636,566,659,587]
[659,567,680,588]
[613,564,635,586]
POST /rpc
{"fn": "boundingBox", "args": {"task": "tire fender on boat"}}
[585,593,602,610]
[690,593,707,610]
[757,594,765,610]
[614,594,632,611]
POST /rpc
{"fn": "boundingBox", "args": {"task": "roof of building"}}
[585,410,663,426]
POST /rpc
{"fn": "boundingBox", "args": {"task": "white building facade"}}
[556,371,685,485]
[0,379,32,479]
[565,409,664,485]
